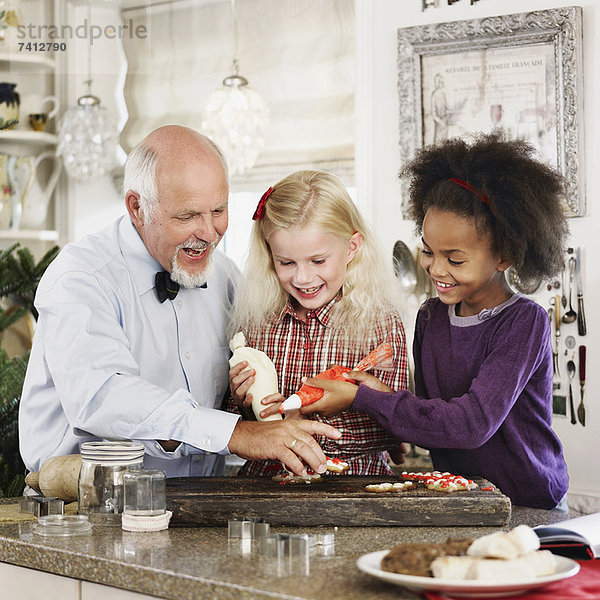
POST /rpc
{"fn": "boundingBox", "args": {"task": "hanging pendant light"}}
[57,1,118,183]
[201,0,269,175]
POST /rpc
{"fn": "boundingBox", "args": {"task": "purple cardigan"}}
[353,295,568,509]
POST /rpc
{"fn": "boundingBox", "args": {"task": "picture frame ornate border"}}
[397,6,585,217]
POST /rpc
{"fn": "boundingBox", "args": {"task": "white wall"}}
[356,0,600,511]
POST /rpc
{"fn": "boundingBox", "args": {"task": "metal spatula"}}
[577,345,586,426]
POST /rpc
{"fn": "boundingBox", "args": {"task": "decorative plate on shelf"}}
[356,550,579,598]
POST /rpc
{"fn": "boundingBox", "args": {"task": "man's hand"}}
[158,439,180,452]
[228,419,341,477]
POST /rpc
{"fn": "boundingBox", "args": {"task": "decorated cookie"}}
[272,472,322,484]
[326,457,350,473]
[365,481,415,493]
[402,471,478,492]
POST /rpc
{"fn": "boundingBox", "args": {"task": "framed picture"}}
[397,6,585,217]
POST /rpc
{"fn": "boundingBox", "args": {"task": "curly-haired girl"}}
[301,133,569,509]
[227,170,409,476]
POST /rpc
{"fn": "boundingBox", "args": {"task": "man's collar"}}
[118,216,162,296]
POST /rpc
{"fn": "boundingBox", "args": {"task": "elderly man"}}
[19,125,339,478]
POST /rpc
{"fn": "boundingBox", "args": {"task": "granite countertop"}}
[0,501,578,600]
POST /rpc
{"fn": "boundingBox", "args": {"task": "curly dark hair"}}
[401,132,569,281]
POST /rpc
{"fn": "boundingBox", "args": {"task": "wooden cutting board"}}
[166,476,511,527]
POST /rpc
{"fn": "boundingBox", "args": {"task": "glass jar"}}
[123,469,166,517]
[78,441,144,526]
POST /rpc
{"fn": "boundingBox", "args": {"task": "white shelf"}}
[0,130,57,145]
[0,229,59,241]
[0,52,56,71]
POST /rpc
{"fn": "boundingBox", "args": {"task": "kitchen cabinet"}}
[0,562,161,600]
[82,582,161,600]
[0,561,79,600]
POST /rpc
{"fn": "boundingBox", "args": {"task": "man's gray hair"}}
[122,143,159,223]
[122,134,228,224]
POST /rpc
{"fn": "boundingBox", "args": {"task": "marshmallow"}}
[467,525,540,560]
[431,550,556,581]
[467,532,520,560]
[519,550,557,577]
[506,524,541,555]
[431,556,476,580]
[466,557,533,581]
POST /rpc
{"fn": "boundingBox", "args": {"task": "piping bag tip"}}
[279,394,302,413]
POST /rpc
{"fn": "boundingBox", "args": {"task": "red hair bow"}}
[252,187,274,221]
[449,178,490,207]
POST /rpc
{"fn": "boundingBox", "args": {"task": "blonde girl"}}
[228,170,409,476]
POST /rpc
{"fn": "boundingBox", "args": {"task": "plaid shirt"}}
[228,297,409,476]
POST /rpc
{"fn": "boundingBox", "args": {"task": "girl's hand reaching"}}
[229,361,256,416]
[388,443,407,465]
[298,377,359,418]
[348,371,394,393]
[256,392,292,420]
[299,370,394,418]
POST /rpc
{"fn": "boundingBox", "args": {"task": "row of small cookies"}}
[366,471,477,493]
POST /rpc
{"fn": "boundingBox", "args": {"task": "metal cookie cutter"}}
[258,533,311,559]
[19,495,64,517]
[227,517,271,539]
[311,532,336,556]
[258,533,316,577]
[258,531,336,558]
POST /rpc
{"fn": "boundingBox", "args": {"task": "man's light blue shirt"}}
[19,216,241,477]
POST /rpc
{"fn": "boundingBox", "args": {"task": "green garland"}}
[0,243,59,497]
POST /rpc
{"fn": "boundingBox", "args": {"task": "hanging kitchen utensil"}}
[575,247,586,336]
[562,256,577,324]
[507,267,542,295]
[392,241,418,294]
[560,268,567,308]
[565,335,577,350]
[577,345,586,427]
[567,359,577,425]
[554,296,561,379]
[548,307,559,389]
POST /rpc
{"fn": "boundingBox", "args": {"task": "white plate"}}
[356,551,580,598]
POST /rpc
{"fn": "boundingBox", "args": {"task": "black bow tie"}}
[155,271,207,303]
[155,271,180,303]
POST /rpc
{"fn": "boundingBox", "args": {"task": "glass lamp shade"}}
[57,96,118,183]
[201,77,269,176]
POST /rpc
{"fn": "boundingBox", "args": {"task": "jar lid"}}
[33,514,92,537]
[81,441,144,464]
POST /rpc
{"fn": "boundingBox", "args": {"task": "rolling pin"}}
[25,454,82,503]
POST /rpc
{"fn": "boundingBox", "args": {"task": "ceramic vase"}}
[0,82,19,130]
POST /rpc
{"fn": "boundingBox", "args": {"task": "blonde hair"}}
[232,170,405,345]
